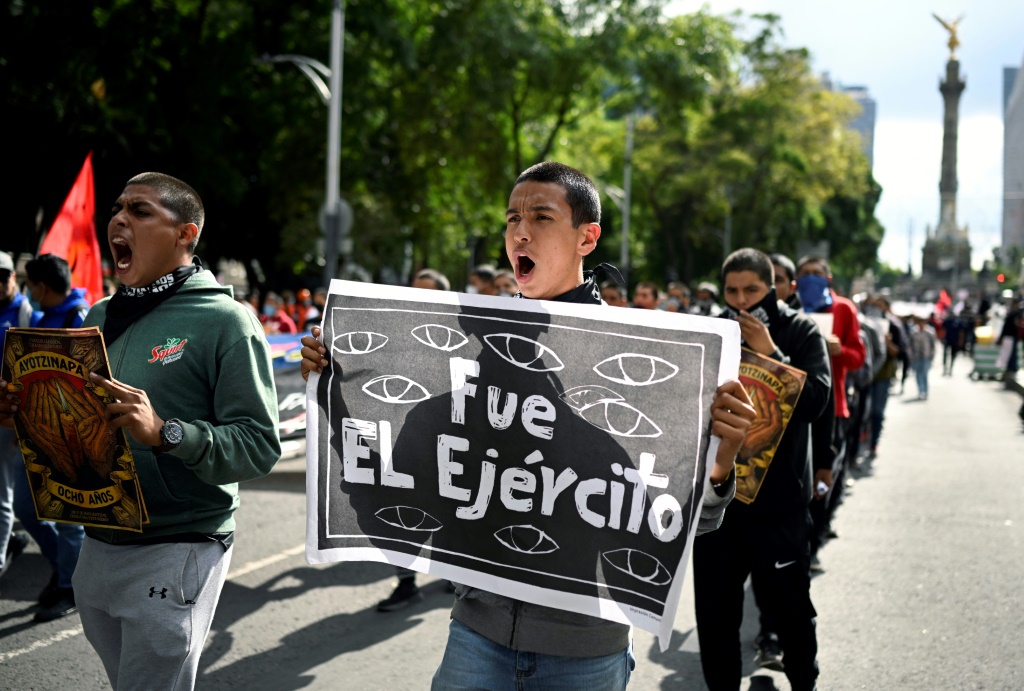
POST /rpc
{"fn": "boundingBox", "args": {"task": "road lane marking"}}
[1,543,307,662]
[0,626,84,663]
[227,543,306,580]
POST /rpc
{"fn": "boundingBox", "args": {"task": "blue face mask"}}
[796,275,833,312]
[27,287,43,312]
[262,304,277,317]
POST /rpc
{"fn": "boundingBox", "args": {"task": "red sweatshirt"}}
[823,292,866,418]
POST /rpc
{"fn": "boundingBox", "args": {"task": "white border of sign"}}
[305,280,741,651]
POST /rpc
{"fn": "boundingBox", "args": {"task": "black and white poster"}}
[305,281,740,648]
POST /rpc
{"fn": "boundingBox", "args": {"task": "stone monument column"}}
[922,13,971,286]
[937,59,965,238]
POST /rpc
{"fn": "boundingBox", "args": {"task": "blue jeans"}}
[13,463,84,589]
[868,378,891,450]
[432,619,635,690]
[0,428,19,571]
[913,358,931,397]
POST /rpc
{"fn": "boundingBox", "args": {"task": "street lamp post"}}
[257,0,349,290]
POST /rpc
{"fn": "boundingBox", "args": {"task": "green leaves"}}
[2,0,881,292]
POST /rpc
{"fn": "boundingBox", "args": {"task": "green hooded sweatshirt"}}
[83,270,280,542]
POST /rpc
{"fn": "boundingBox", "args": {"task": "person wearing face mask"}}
[794,256,865,573]
[694,248,832,691]
[691,281,723,317]
[24,254,90,328]
[259,291,297,335]
[493,268,518,297]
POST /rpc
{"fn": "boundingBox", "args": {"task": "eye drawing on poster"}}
[375,506,444,532]
[362,375,430,404]
[411,324,469,351]
[593,353,680,386]
[558,385,663,438]
[332,331,389,355]
[602,548,672,586]
[483,333,565,372]
[494,525,560,554]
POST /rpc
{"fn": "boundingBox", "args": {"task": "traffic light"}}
[996,273,1005,283]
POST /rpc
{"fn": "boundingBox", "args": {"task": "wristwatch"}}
[158,419,184,452]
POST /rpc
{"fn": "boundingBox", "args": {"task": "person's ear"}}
[578,222,601,257]
[178,223,200,250]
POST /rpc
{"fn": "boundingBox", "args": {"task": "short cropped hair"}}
[414,268,450,291]
[722,248,774,287]
[126,172,205,252]
[635,280,660,296]
[600,280,626,299]
[667,281,690,298]
[514,161,601,228]
[768,253,796,283]
[25,254,72,294]
[796,254,831,276]
[471,264,496,282]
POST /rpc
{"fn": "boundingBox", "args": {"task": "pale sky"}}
[666,0,1023,272]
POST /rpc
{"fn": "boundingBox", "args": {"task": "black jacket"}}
[728,302,832,523]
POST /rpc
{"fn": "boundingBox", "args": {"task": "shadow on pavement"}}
[645,577,786,690]
[199,577,453,690]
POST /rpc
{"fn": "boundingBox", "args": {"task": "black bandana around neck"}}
[513,262,624,305]
[720,286,781,330]
[104,257,203,345]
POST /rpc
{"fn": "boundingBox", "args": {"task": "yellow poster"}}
[734,347,807,504]
[3,327,148,531]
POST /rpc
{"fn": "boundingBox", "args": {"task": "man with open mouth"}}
[0,172,282,690]
[300,161,755,689]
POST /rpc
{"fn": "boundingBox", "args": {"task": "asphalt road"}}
[1,365,1022,690]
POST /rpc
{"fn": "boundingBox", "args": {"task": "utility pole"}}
[619,114,634,288]
[322,0,348,290]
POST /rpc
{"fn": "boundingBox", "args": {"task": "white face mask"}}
[464,285,478,294]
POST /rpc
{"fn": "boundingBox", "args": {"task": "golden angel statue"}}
[932,13,964,59]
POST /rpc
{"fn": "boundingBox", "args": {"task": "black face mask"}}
[721,286,780,329]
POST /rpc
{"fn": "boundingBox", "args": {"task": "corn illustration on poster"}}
[3,327,148,531]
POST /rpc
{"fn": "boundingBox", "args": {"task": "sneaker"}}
[753,632,785,672]
[1,531,30,578]
[34,588,77,622]
[38,573,60,606]
[376,578,423,612]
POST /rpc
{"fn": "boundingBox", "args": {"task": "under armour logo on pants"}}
[149,587,168,599]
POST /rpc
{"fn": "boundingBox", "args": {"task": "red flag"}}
[39,152,103,305]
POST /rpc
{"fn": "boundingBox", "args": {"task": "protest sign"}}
[2,327,148,531]
[305,281,740,648]
[734,348,807,504]
[807,312,834,337]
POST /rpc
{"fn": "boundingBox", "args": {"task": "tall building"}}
[1003,59,1024,255]
[820,74,877,169]
[1004,66,1020,113]
[841,85,877,169]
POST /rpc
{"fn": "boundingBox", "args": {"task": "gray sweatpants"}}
[73,536,232,691]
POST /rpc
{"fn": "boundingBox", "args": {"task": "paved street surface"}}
[2,365,1022,690]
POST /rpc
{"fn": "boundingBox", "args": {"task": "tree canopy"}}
[1,0,882,294]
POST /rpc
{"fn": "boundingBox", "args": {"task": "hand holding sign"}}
[89,372,164,447]
[741,384,782,458]
[300,326,329,381]
[709,380,756,483]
